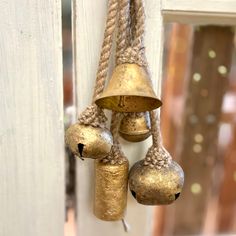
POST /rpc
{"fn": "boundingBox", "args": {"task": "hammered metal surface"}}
[65,123,113,159]
[129,160,184,205]
[94,159,129,221]
[95,64,162,112]
[119,112,151,142]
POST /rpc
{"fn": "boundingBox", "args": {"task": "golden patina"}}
[129,160,184,205]
[65,123,113,159]
[94,159,129,221]
[95,63,162,112]
[119,112,151,142]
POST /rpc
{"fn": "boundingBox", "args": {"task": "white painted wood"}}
[163,0,236,13]
[162,0,236,25]
[73,0,163,235]
[0,1,64,236]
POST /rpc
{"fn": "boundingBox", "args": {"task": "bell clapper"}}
[118,96,125,108]
[122,218,131,232]
[75,155,84,161]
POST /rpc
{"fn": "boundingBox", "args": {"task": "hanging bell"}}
[119,112,151,142]
[65,123,113,159]
[95,63,162,112]
[129,159,184,205]
[94,159,129,221]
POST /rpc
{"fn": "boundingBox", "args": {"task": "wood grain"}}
[0,0,64,235]
[73,0,164,235]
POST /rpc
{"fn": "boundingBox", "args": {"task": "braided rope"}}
[116,0,147,131]
[129,0,136,44]
[144,111,172,168]
[79,0,118,127]
[132,0,145,50]
[102,112,126,164]
[93,0,118,100]
[117,0,147,67]
[78,105,107,128]
[116,0,130,63]
[103,0,130,164]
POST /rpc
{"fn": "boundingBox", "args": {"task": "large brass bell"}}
[119,112,151,142]
[65,123,113,159]
[94,159,129,221]
[95,64,162,112]
[129,160,184,205]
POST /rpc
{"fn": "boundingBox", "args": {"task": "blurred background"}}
[62,1,236,235]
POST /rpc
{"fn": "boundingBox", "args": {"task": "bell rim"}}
[119,129,150,135]
[95,95,162,112]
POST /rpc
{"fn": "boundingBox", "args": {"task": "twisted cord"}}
[78,0,118,127]
[101,0,131,164]
[102,112,126,164]
[93,0,119,101]
[116,0,130,63]
[78,105,107,127]
[128,0,136,44]
[117,0,147,67]
[132,0,145,50]
[117,46,147,66]
[118,0,147,123]
[144,111,172,168]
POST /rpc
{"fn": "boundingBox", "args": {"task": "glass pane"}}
[153,23,236,236]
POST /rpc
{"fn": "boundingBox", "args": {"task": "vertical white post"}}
[73,0,163,235]
[0,1,64,236]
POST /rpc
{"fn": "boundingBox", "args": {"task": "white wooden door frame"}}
[73,0,236,236]
[0,0,64,236]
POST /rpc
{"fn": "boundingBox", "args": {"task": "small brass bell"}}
[95,63,162,112]
[119,112,151,142]
[129,159,184,205]
[65,123,113,159]
[94,159,129,221]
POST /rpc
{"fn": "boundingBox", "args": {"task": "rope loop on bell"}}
[78,105,107,128]
[144,111,172,168]
[103,112,127,164]
[76,0,118,127]
[117,46,147,67]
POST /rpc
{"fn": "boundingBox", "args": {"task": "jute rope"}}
[103,0,130,164]
[144,111,172,169]
[78,0,118,128]
[116,0,130,63]
[118,0,148,134]
[115,0,170,169]
[117,0,147,67]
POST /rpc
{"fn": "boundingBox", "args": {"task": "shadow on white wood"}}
[0,0,64,236]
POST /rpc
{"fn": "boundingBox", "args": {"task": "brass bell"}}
[119,112,151,142]
[95,63,162,112]
[129,160,184,205]
[94,159,129,221]
[65,123,113,159]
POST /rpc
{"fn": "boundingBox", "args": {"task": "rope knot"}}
[102,144,126,164]
[144,145,172,169]
[117,46,147,67]
[78,105,107,128]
